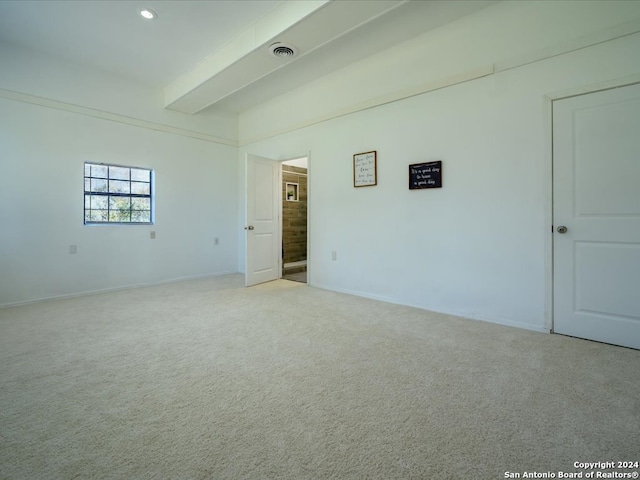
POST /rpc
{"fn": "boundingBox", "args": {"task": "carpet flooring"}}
[1,274,639,479]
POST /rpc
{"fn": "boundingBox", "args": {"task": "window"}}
[84,162,153,224]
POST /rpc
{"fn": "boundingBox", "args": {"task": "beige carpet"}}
[1,275,638,479]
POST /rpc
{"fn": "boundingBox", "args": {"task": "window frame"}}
[83,162,154,225]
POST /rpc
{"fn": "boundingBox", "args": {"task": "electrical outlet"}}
[150,231,156,239]
[214,237,220,245]
[69,245,77,254]
[331,250,337,261]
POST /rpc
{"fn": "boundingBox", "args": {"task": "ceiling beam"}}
[164,0,406,114]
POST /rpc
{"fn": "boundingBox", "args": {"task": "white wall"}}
[0,43,238,144]
[0,46,240,306]
[238,1,640,332]
[0,98,238,305]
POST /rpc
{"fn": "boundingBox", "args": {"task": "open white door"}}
[245,153,280,287]
[553,84,640,349]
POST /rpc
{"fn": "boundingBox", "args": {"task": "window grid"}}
[84,162,153,224]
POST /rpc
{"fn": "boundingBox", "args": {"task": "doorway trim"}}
[243,151,311,286]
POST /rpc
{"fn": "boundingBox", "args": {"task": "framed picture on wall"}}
[353,151,377,187]
[409,161,442,190]
[286,182,299,201]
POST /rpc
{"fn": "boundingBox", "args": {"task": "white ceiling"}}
[0,0,281,87]
[0,0,497,114]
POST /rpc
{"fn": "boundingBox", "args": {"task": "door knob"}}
[556,226,568,234]
[244,225,255,230]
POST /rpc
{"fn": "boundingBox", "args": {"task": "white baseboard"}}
[0,271,238,309]
[310,282,550,334]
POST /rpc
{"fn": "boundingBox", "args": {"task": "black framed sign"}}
[353,151,377,187]
[409,161,442,190]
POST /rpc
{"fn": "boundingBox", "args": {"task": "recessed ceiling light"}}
[139,8,157,20]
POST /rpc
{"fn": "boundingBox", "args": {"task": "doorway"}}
[552,83,640,349]
[281,157,308,283]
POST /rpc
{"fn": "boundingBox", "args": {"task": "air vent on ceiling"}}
[268,42,298,59]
